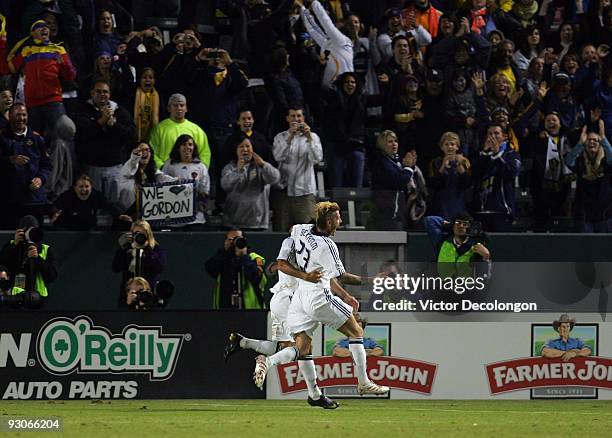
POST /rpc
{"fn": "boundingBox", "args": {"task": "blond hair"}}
[131,219,157,248]
[439,131,461,148]
[125,276,151,292]
[376,130,398,151]
[315,201,340,229]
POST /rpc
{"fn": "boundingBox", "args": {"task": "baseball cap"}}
[553,72,571,83]
[386,8,402,18]
[426,69,443,82]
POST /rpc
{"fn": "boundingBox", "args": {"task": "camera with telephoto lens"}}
[23,227,44,244]
[233,236,247,249]
[133,231,147,248]
[133,280,175,310]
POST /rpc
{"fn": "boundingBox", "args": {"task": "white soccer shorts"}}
[270,289,294,342]
[287,287,352,338]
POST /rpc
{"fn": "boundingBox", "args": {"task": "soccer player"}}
[253,202,390,396]
[224,235,341,408]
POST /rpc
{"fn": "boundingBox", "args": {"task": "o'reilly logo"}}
[36,316,184,380]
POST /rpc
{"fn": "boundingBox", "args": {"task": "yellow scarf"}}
[214,69,228,87]
[328,0,343,21]
[134,87,160,141]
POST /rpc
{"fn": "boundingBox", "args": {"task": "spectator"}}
[75,79,136,205]
[343,13,383,97]
[161,134,211,229]
[7,20,76,137]
[190,47,248,178]
[0,215,57,302]
[427,131,472,220]
[205,228,267,309]
[542,72,578,133]
[271,105,323,231]
[369,130,418,230]
[323,72,371,188]
[566,123,612,232]
[52,174,123,231]
[471,123,521,231]
[417,68,447,167]
[512,25,543,75]
[80,50,135,109]
[112,219,167,308]
[266,45,304,137]
[487,39,521,94]
[0,103,52,228]
[444,69,477,154]
[388,74,424,156]
[0,86,12,130]
[148,93,211,169]
[221,135,280,230]
[300,0,353,89]
[377,7,430,63]
[91,10,122,59]
[402,0,443,39]
[133,67,160,142]
[551,22,580,61]
[117,142,176,213]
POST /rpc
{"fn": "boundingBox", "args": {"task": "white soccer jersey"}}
[290,223,345,291]
[270,237,298,295]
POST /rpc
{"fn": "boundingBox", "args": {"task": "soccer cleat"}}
[253,354,269,390]
[224,332,244,362]
[357,382,390,396]
[307,396,340,409]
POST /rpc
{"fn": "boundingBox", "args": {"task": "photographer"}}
[205,228,267,310]
[0,215,57,302]
[424,212,491,277]
[112,220,167,308]
[124,276,165,310]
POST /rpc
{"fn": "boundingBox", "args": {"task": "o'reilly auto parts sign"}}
[0,311,267,400]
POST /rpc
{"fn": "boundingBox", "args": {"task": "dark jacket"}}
[75,101,136,167]
[472,145,521,216]
[189,62,249,130]
[0,127,51,206]
[53,188,119,231]
[112,243,167,306]
[0,239,57,292]
[205,248,263,309]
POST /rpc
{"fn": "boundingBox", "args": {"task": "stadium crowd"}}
[0,0,610,233]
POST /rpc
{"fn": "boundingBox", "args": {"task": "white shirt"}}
[272,130,323,197]
[290,223,345,292]
[161,160,211,225]
[301,1,353,88]
[270,237,298,295]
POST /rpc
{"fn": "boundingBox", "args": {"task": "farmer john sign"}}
[0,312,267,400]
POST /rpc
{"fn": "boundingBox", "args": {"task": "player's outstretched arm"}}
[276,259,322,283]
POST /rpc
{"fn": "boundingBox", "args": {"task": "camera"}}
[0,290,43,309]
[233,236,247,249]
[298,123,306,132]
[133,231,147,247]
[24,226,43,244]
[207,50,220,59]
[132,280,175,310]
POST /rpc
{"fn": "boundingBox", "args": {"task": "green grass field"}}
[2,399,612,437]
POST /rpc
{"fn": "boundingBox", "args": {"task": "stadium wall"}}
[0,231,610,309]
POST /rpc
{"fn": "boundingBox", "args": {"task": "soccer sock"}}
[348,337,371,385]
[298,356,322,400]
[239,337,278,355]
[267,346,300,366]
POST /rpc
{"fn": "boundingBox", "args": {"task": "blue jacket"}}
[0,127,51,206]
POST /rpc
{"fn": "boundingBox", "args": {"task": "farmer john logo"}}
[37,316,184,380]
